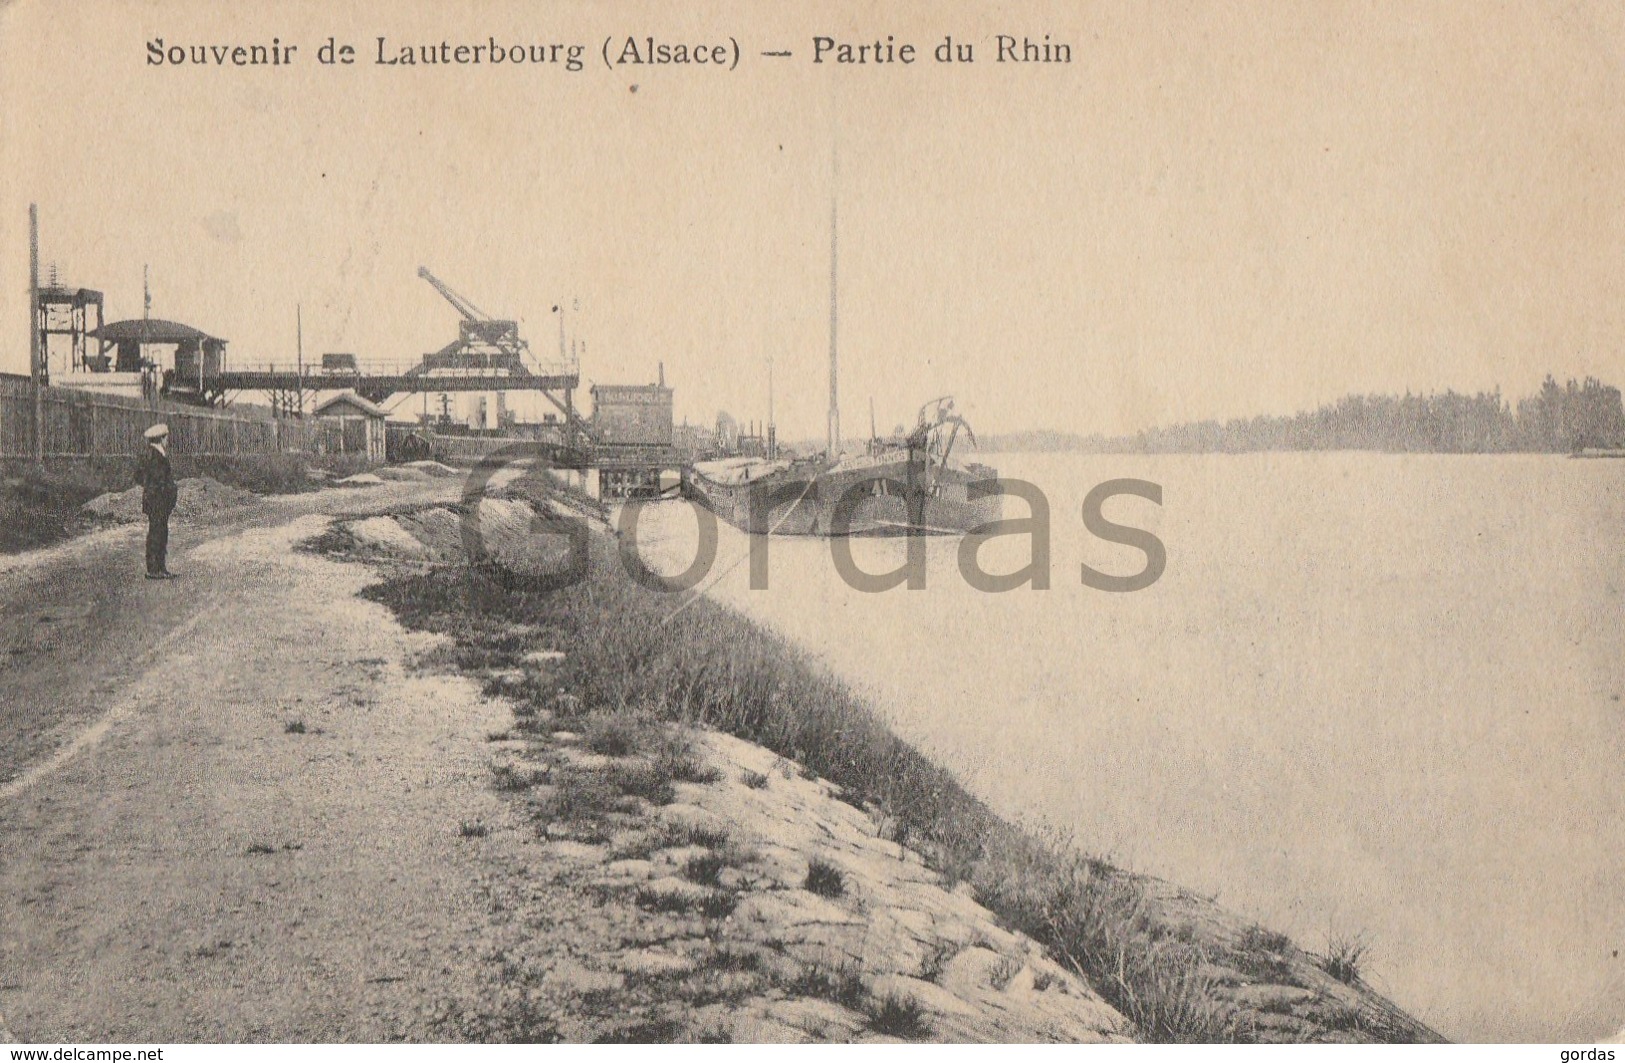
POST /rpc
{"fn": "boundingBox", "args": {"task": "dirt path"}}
[0,482,521,1041]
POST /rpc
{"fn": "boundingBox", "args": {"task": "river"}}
[621,452,1624,1042]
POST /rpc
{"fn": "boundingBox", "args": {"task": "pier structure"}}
[190,266,598,453]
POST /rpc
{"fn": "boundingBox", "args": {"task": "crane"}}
[411,266,597,444]
[414,266,528,369]
[417,266,490,323]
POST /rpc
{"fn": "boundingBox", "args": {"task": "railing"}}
[206,357,580,381]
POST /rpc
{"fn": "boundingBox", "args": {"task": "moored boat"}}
[683,398,1001,536]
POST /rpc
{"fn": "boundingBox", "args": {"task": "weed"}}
[542,770,622,821]
[1315,1000,1372,1033]
[595,1017,685,1043]
[1323,932,1370,984]
[785,964,867,1011]
[245,843,277,855]
[1232,924,1299,984]
[867,992,930,1038]
[609,762,677,806]
[673,823,731,850]
[1241,925,1293,954]
[635,885,695,914]
[459,821,489,838]
[698,892,738,919]
[284,719,306,734]
[635,884,736,919]
[652,730,722,784]
[611,820,731,860]
[917,939,962,983]
[804,857,846,898]
[987,955,1024,990]
[704,946,761,973]
[585,710,652,757]
[683,851,728,888]
[740,769,769,790]
[491,762,540,792]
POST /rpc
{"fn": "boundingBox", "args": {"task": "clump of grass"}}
[672,823,731,850]
[785,964,867,1011]
[244,842,277,855]
[1315,1000,1372,1033]
[284,719,306,734]
[683,851,728,888]
[867,992,930,1038]
[1233,924,1299,984]
[608,761,677,806]
[595,1017,685,1043]
[541,769,623,821]
[652,730,723,784]
[989,955,1025,990]
[459,821,489,838]
[613,820,732,859]
[804,857,846,899]
[491,762,542,792]
[1241,925,1292,954]
[636,885,697,914]
[1322,933,1370,984]
[635,884,737,920]
[740,769,769,790]
[917,939,961,983]
[698,892,738,919]
[704,946,762,973]
[973,843,1236,1042]
[584,710,652,757]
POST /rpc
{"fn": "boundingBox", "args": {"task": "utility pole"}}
[29,204,43,464]
[295,303,304,417]
[827,195,839,457]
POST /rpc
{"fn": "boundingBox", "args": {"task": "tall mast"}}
[826,194,840,457]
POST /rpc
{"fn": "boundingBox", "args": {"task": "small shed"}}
[312,391,386,462]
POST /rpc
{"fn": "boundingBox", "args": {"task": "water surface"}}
[629,452,1624,1041]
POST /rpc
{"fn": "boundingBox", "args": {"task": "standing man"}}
[136,423,178,580]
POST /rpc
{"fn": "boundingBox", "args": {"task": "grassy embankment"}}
[343,473,1441,1044]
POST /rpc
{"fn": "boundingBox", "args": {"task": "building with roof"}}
[591,366,673,448]
[47,314,228,402]
[312,391,386,462]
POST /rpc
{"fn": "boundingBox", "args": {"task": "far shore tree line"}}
[988,375,1625,455]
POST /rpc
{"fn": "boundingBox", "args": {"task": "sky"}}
[2,0,1623,438]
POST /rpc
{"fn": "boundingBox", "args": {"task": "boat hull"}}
[681,458,1003,536]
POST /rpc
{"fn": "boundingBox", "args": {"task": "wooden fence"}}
[0,374,313,460]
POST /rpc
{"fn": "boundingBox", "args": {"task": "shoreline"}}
[311,473,1446,1043]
